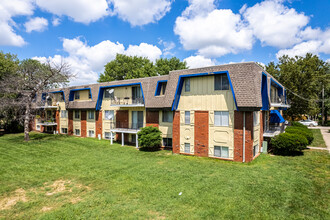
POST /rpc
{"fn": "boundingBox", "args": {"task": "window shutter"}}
[209,111,214,126]
[190,111,194,125]
[180,111,185,124]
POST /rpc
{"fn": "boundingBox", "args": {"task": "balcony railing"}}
[263,123,285,137]
[270,95,291,107]
[36,118,57,126]
[110,97,144,106]
[109,122,145,130]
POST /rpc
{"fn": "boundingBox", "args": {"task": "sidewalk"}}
[308,126,330,153]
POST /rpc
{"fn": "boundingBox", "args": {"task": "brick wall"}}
[194,111,209,157]
[95,111,102,138]
[68,110,73,135]
[146,110,159,128]
[172,111,180,153]
[234,111,254,162]
[81,110,87,137]
[55,110,60,133]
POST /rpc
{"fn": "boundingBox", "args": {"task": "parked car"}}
[299,119,318,127]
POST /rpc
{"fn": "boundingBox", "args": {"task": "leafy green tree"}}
[0,51,19,80]
[98,54,187,82]
[98,54,157,82]
[155,57,187,75]
[137,126,162,150]
[266,53,329,120]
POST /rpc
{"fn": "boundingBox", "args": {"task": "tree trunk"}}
[24,104,31,141]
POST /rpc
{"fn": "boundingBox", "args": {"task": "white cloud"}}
[25,17,48,33]
[0,0,34,46]
[34,37,162,86]
[109,0,172,26]
[276,29,330,58]
[184,55,216,68]
[241,0,309,48]
[35,0,110,24]
[174,0,253,57]
[52,17,60,26]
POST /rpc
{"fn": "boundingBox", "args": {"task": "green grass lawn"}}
[310,129,327,148]
[0,132,329,219]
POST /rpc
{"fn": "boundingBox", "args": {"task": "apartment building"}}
[31,62,290,162]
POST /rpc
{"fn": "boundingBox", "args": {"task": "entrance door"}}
[132,111,143,129]
[132,86,142,104]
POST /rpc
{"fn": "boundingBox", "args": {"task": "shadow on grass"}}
[271,151,304,157]
[2,132,70,143]
[139,147,162,152]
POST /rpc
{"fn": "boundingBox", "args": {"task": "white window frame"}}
[185,111,190,125]
[214,111,229,127]
[61,128,68,134]
[75,129,80,136]
[184,143,190,153]
[88,110,95,120]
[88,130,95,137]
[104,110,114,120]
[214,146,229,158]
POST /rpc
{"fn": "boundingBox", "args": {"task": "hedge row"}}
[270,122,313,155]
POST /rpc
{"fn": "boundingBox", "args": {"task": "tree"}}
[266,53,329,120]
[98,54,187,82]
[98,54,157,82]
[155,57,187,75]
[0,58,72,141]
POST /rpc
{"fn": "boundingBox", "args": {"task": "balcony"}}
[36,100,58,109]
[110,97,144,107]
[36,118,57,126]
[270,95,291,108]
[109,122,145,134]
[263,124,285,137]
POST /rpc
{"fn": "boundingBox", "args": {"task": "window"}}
[214,111,229,126]
[104,89,114,99]
[88,110,95,120]
[185,111,190,125]
[104,132,114,140]
[36,125,40,131]
[61,128,68,134]
[253,111,259,126]
[74,111,80,119]
[61,110,68,118]
[88,130,95,137]
[74,91,80,100]
[104,110,114,120]
[214,146,229,158]
[253,144,259,157]
[214,74,229,90]
[75,129,80,136]
[162,111,173,123]
[163,138,172,147]
[185,78,190,92]
[155,81,167,96]
[88,91,92,99]
[184,143,190,153]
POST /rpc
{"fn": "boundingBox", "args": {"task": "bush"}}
[137,126,162,150]
[285,126,314,145]
[291,121,307,128]
[270,133,308,155]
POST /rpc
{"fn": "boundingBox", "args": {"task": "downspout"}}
[243,112,245,163]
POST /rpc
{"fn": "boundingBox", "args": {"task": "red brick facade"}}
[172,111,180,153]
[55,110,60,133]
[95,111,102,138]
[233,111,254,162]
[68,110,73,135]
[194,111,209,157]
[146,110,159,128]
[81,110,87,137]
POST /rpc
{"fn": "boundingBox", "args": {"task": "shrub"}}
[137,126,162,150]
[291,121,307,128]
[270,133,308,155]
[285,126,314,145]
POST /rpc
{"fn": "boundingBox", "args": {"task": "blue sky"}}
[0,0,329,85]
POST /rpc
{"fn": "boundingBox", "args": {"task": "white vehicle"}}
[299,119,318,127]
